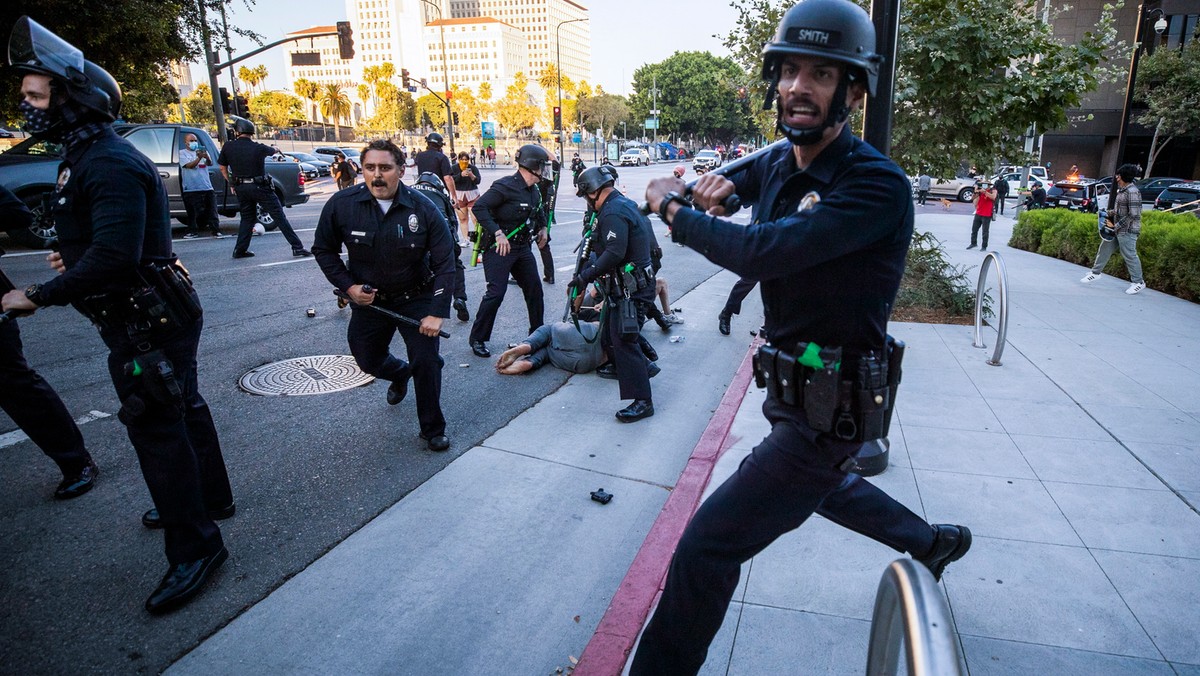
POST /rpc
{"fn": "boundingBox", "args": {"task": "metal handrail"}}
[971,251,1009,366]
[865,559,964,676]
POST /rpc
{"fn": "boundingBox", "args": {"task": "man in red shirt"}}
[968,180,997,250]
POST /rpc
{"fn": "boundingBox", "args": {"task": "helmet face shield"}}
[8,16,86,83]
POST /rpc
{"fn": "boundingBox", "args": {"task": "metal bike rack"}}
[972,251,1009,366]
[865,559,964,676]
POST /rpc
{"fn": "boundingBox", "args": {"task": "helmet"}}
[761,0,882,146]
[575,166,616,197]
[8,16,122,122]
[1098,209,1116,242]
[425,132,444,148]
[515,144,551,179]
[230,115,256,136]
[415,171,450,197]
[673,165,686,178]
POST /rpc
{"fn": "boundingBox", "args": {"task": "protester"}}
[1080,163,1147,295]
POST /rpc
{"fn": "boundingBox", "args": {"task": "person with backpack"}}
[332,151,357,191]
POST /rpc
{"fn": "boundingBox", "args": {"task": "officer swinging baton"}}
[332,286,452,339]
[638,138,793,217]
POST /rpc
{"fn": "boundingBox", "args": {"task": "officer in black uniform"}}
[414,132,457,203]
[569,166,656,422]
[217,116,311,259]
[3,17,234,614]
[411,171,470,322]
[636,1,972,671]
[537,155,559,284]
[467,144,550,358]
[0,185,99,499]
[312,140,455,452]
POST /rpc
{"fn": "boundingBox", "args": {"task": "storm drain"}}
[238,355,375,396]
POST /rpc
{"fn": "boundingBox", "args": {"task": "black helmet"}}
[762,0,881,97]
[230,115,256,136]
[426,132,444,148]
[415,171,449,196]
[575,166,616,197]
[515,144,551,178]
[8,16,122,122]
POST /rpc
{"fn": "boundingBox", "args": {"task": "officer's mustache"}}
[372,179,388,187]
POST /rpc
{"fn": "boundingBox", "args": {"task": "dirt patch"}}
[891,306,975,325]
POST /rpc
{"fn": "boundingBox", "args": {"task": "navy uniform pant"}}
[630,396,935,675]
[347,294,446,439]
[452,241,467,303]
[721,276,758,317]
[104,317,231,565]
[0,319,92,476]
[233,183,305,254]
[470,243,544,344]
[600,296,652,401]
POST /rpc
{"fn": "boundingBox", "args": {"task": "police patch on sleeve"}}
[408,214,420,232]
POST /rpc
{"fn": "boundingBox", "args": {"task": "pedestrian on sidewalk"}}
[3,19,235,614]
[992,173,1009,216]
[179,133,223,238]
[916,171,931,206]
[639,1,972,671]
[312,140,455,452]
[967,179,997,250]
[1081,163,1146,295]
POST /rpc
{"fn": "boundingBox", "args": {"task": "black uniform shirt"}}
[451,163,481,192]
[471,172,545,244]
[311,182,455,318]
[670,126,913,360]
[415,149,453,180]
[579,190,654,301]
[34,126,174,306]
[217,136,275,178]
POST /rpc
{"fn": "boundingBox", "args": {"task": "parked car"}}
[693,149,723,173]
[0,129,14,138]
[286,151,332,176]
[910,175,977,202]
[313,146,362,171]
[1044,178,1106,212]
[994,165,1051,185]
[271,153,319,179]
[0,123,308,248]
[1134,177,1186,204]
[1153,181,1200,214]
[619,147,651,167]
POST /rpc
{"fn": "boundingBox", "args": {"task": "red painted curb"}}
[574,342,760,675]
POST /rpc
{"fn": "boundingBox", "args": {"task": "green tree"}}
[578,92,631,139]
[1134,40,1200,177]
[538,63,575,129]
[250,90,301,129]
[495,72,539,139]
[629,51,756,148]
[182,82,215,126]
[723,0,1122,176]
[450,85,482,142]
[318,83,351,141]
[416,93,447,130]
[238,65,260,96]
[292,77,319,121]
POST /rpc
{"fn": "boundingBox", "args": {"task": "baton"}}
[638,138,793,216]
[333,287,451,339]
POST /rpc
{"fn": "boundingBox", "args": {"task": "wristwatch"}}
[24,283,43,306]
[658,190,691,224]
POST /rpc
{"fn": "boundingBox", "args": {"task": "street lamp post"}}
[421,0,455,153]
[555,17,588,159]
[1111,3,1168,201]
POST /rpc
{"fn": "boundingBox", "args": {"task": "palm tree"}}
[318,83,351,141]
[238,65,258,96]
[293,78,319,121]
[357,84,371,122]
[253,64,269,92]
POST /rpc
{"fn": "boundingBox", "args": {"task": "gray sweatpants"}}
[1091,232,1143,284]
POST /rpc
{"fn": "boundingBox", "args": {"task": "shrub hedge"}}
[1007,208,1200,300]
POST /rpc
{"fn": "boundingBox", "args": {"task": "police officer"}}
[312,140,455,452]
[411,170,471,322]
[0,185,99,499]
[217,116,311,259]
[569,166,656,422]
[2,17,234,614]
[636,1,971,671]
[467,144,550,358]
[537,153,560,284]
[414,132,457,203]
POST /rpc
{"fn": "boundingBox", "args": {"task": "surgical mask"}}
[19,99,60,139]
[188,141,200,151]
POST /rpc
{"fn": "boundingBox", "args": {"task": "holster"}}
[119,349,185,422]
[77,259,202,349]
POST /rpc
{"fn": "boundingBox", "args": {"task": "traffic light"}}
[452,111,459,126]
[553,106,562,131]
[219,87,232,115]
[236,95,249,116]
[401,68,411,88]
[336,21,355,60]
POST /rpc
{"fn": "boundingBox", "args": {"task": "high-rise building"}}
[424,17,527,95]
[476,0,590,86]
[167,61,194,99]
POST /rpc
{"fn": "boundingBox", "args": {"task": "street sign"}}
[650,109,660,115]
[644,119,658,130]
[571,132,582,143]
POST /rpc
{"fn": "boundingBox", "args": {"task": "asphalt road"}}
[0,162,730,674]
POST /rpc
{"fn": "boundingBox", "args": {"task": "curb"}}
[574,342,760,675]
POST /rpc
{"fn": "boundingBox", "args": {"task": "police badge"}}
[408,214,419,232]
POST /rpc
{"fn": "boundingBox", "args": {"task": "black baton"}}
[333,287,451,339]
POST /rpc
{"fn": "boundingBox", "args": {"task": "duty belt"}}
[232,176,269,185]
[373,273,435,304]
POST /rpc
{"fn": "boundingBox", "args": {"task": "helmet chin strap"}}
[768,75,851,147]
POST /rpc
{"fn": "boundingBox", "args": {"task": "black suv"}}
[1154,181,1200,214]
[1044,178,1107,213]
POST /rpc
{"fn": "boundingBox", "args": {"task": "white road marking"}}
[1,410,111,450]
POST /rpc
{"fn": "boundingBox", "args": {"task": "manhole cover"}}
[239,355,375,396]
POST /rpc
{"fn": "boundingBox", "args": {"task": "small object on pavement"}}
[673,307,683,314]
[459,363,470,368]
[590,488,613,505]
[669,336,685,343]
[306,308,316,318]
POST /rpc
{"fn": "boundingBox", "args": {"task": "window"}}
[125,127,176,164]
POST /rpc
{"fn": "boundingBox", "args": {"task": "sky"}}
[189,0,739,97]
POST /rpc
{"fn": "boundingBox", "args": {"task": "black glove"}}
[567,274,585,296]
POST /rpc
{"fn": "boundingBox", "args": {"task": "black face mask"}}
[19,99,64,141]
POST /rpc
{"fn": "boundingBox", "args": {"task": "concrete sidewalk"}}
[169,209,1200,675]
